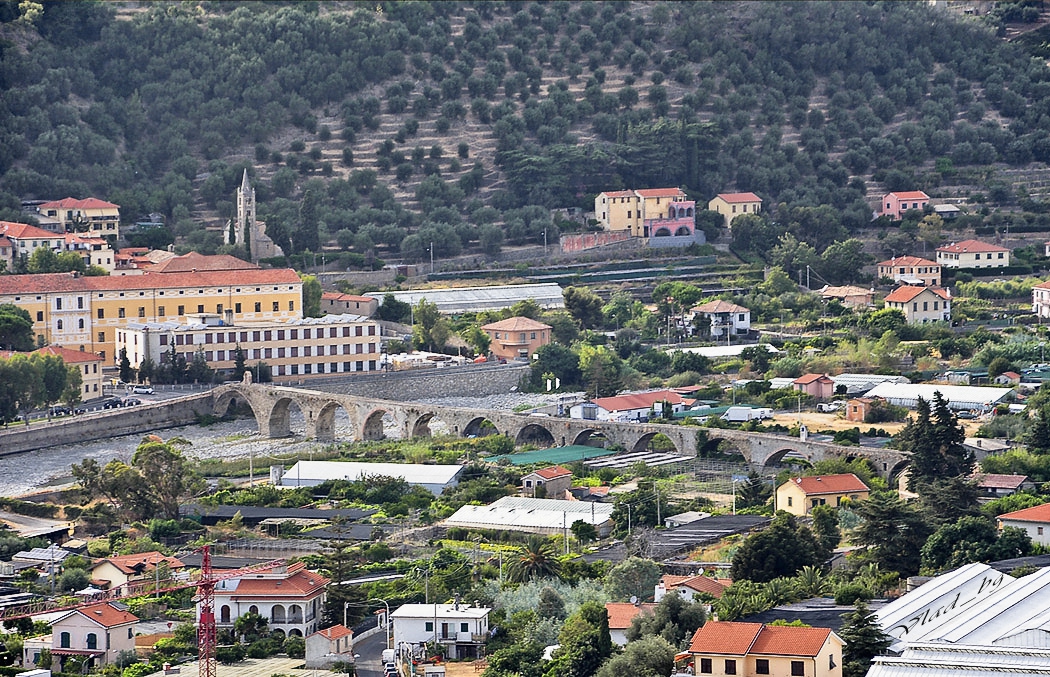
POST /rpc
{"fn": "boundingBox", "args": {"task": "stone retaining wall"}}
[274,363,530,401]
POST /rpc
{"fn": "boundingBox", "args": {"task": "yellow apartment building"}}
[707,192,763,228]
[35,198,122,239]
[594,188,688,236]
[0,268,303,362]
[116,313,382,379]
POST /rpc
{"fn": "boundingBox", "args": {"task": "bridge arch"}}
[212,388,245,419]
[268,396,305,438]
[629,432,681,454]
[572,429,604,447]
[763,448,813,468]
[516,423,555,448]
[464,416,500,438]
[315,401,354,443]
[362,407,393,441]
[410,412,455,438]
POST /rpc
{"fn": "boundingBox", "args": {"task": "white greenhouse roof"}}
[445,496,614,531]
[366,283,565,314]
[863,383,1013,410]
[665,343,779,359]
[868,643,1050,677]
[279,461,463,488]
[830,373,910,387]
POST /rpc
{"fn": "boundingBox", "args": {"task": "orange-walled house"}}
[481,316,552,360]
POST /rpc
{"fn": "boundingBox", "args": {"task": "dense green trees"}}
[839,600,891,677]
[729,513,825,583]
[852,491,932,578]
[0,351,83,425]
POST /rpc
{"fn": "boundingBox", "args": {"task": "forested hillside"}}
[1,1,1049,265]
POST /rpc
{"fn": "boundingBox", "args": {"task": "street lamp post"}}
[345,598,392,649]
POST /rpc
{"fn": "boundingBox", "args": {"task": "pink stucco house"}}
[881,191,930,220]
[793,374,836,399]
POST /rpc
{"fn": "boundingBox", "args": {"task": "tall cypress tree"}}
[898,392,972,492]
[840,600,892,677]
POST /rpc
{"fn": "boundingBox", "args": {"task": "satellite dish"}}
[630,595,638,604]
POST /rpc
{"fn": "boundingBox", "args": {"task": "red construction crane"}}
[0,546,285,677]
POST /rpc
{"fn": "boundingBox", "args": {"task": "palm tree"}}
[506,535,562,583]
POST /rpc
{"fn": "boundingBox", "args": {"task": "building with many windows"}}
[876,255,942,286]
[390,603,491,660]
[594,187,689,236]
[935,239,1010,268]
[116,313,381,379]
[880,191,929,220]
[23,603,138,672]
[883,285,951,324]
[684,621,843,677]
[33,197,121,239]
[0,268,303,361]
[481,316,552,360]
[198,562,328,638]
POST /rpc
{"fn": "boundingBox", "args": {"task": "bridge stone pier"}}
[211,383,909,478]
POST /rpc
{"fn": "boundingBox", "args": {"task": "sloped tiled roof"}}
[973,473,1028,490]
[936,239,1009,254]
[662,574,731,599]
[57,603,138,628]
[635,188,685,198]
[527,466,572,481]
[600,190,635,198]
[999,502,1050,523]
[94,552,185,575]
[148,252,258,273]
[877,255,939,268]
[714,192,762,203]
[887,191,930,200]
[322,292,375,302]
[481,316,552,332]
[591,390,683,413]
[884,285,951,303]
[313,624,353,640]
[219,562,329,598]
[793,373,833,385]
[39,197,119,210]
[692,300,749,314]
[0,221,64,240]
[689,621,763,655]
[34,346,102,364]
[788,473,868,496]
[0,268,301,295]
[750,625,833,656]
[605,602,657,629]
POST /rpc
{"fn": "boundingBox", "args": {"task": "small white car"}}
[132,385,155,395]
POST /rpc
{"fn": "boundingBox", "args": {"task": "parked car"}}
[49,405,71,416]
[101,397,124,409]
[816,401,845,413]
[122,398,141,406]
[957,411,977,419]
[132,385,155,395]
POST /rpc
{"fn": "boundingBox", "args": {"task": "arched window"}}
[57,320,63,330]
[60,632,71,648]
[86,633,97,650]
[289,604,303,624]
[220,605,231,623]
[249,605,259,615]
[272,605,286,624]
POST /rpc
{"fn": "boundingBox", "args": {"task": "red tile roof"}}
[591,389,683,413]
[95,552,185,575]
[715,192,762,203]
[689,621,763,655]
[322,292,375,302]
[999,502,1050,523]
[39,197,119,210]
[601,190,635,198]
[1000,372,1021,380]
[33,346,103,364]
[750,625,833,657]
[689,622,833,657]
[529,466,572,481]
[313,624,353,640]
[793,373,833,385]
[877,255,939,268]
[0,221,64,240]
[635,188,685,198]
[0,268,302,295]
[148,252,258,273]
[936,239,1009,254]
[605,602,657,629]
[884,285,950,303]
[220,562,329,598]
[481,316,552,332]
[692,300,749,314]
[62,603,138,628]
[887,191,930,200]
[662,574,731,599]
[788,473,868,496]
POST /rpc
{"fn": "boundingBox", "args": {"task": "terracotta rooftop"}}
[884,285,950,303]
[661,574,731,599]
[528,466,572,481]
[591,389,683,413]
[887,190,930,200]
[635,188,685,198]
[715,192,762,203]
[39,197,119,210]
[219,562,329,597]
[936,239,1009,254]
[94,551,185,575]
[605,602,657,630]
[481,316,552,332]
[998,502,1050,523]
[877,255,939,268]
[793,373,834,385]
[787,473,868,496]
[322,292,375,302]
[692,300,749,314]
[0,268,301,295]
[148,252,258,273]
[33,345,103,364]
[313,624,353,640]
[59,603,138,628]
[689,621,833,657]
[0,221,64,240]
[600,190,636,198]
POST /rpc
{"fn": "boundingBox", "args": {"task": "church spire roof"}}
[241,168,251,191]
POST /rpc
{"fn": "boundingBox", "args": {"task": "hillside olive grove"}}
[1,1,1049,263]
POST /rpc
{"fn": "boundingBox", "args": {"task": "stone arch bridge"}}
[211,383,909,477]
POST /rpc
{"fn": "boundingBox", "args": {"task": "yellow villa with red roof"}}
[595,187,689,236]
[34,197,121,238]
[683,621,843,677]
[935,239,1010,269]
[776,473,869,517]
[708,192,763,228]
